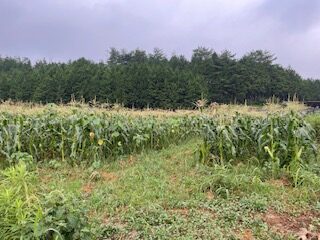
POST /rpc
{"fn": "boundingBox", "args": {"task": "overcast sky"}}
[0,0,319,78]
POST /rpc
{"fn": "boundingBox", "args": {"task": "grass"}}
[36,138,320,239]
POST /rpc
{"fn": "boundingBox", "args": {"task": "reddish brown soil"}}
[263,208,320,238]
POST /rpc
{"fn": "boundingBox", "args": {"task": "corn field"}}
[198,112,318,172]
[0,108,318,171]
[0,110,209,165]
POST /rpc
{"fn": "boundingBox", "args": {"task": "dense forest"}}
[0,47,319,108]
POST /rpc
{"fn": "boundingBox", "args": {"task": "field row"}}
[0,111,211,166]
[1,109,318,168]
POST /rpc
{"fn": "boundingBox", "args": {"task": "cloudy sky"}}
[0,0,319,78]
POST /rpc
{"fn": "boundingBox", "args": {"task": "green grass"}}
[35,138,320,239]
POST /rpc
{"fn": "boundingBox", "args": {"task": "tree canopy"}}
[0,47,319,108]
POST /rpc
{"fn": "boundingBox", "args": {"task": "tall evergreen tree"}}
[0,48,319,108]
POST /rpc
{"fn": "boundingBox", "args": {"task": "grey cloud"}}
[0,0,319,78]
[258,0,320,33]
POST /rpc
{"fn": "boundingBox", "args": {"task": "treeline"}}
[0,47,319,108]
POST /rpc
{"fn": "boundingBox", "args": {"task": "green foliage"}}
[0,163,42,239]
[0,163,93,240]
[0,111,208,164]
[1,48,319,108]
[8,152,34,169]
[41,191,91,240]
[2,137,320,239]
[306,113,320,141]
[198,112,317,180]
[199,164,270,198]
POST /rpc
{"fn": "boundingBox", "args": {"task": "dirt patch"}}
[41,176,51,182]
[89,170,118,182]
[100,171,118,182]
[297,228,320,240]
[170,175,178,183]
[82,183,95,195]
[118,155,136,169]
[267,177,291,187]
[126,230,139,239]
[39,171,52,182]
[206,191,214,200]
[263,209,320,237]
[127,155,136,165]
[102,214,127,229]
[241,229,255,240]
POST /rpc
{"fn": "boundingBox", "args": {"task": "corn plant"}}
[198,112,317,174]
[0,110,209,165]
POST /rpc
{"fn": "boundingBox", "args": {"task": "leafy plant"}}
[198,112,317,181]
[0,163,93,239]
[41,191,91,240]
[0,111,208,165]
[0,163,44,239]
